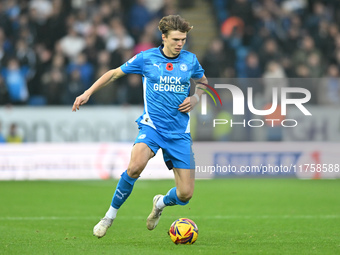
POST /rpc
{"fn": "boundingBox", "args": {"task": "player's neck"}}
[162,45,179,58]
[160,45,180,59]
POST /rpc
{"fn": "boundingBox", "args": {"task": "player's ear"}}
[162,33,167,41]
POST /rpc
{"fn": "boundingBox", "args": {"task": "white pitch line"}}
[0,215,339,221]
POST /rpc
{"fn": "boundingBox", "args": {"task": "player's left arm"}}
[178,74,208,113]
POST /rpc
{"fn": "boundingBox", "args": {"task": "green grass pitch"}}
[0,179,339,255]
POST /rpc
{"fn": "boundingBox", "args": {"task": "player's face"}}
[162,30,187,57]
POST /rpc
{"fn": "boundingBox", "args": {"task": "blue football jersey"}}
[120,46,204,134]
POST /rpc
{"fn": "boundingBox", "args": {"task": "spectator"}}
[292,35,322,69]
[329,22,339,40]
[263,104,284,141]
[143,18,163,45]
[67,53,94,88]
[0,3,11,38]
[0,121,5,143]
[6,123,23,143]
[250,27,271,53]
[280,56,295,77]
[263,61,288,104]
[74,9,92,36]
[313,21,334,60]
[96,50,111,71]
[306,1,331,31]
[334,34,340,52]
[255,9,277,37]
[125,74,143,105]
[17,26,34,48]
[98,1,115,24]
[0,28,11,67]
[109,48,125,71]
[202,38,230,78]
[244,52,263,94]
[281,0,307,13]
[83,30,105,65]
[133,33,155,55]
[106,18,135,53]
[282,26,300,54]
[44,0,68,50]
[91,64,116,105]
[50,53,66,72]
[28,44,51,97]
[29,0,53,22]
[1,58,29,104]
[5,0,21,38]
[245,52,262,78]
[307,52,323,78]
[145,0,164,14]
[41,68,65,105]
[222,67,236,78]
[91,13,110,40]
[295,64,310,78]
[59,26,86,59]
[157,0,177,18]
[333,49,340,68]
[292,64,318,104]
[0,76,10,105]
[109,0,125,21]
[128,0,152,41]
[318,64,340,105]
[64,69,86,105]
[259,39,282,70]
[228,0,254,28]
[212,110,232,141]
[15,39,36,69]
[27,5,47,45]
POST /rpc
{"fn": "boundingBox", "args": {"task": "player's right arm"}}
[72,67,126,111]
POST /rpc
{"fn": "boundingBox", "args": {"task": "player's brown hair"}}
[158,15,193,36]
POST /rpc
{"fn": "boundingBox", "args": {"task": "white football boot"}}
[146,195,164,230]
[93,217,113,238]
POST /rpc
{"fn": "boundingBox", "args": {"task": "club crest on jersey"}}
[166,63,173,71]
[180,63,187,72]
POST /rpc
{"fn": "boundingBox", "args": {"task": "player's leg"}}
[93,143,154,238]
[146,168,195,230]
[160,167,195,207]
[163,134,195,207]
[168,167,195,203]
[109,142,154,212]
[147,133,195,230]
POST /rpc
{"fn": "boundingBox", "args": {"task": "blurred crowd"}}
[0,0,339,107]
[205,0,340,105]
[0,0,176,106]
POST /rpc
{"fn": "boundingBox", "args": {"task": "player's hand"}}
[178,96,198,113]
[72,92,90,112]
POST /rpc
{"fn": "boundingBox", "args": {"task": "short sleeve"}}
[191,55,204,79]
[120,52,144,75]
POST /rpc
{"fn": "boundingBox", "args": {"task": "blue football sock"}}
[111,170,138,209]
[163,187,189,206]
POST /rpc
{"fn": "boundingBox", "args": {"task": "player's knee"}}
[127,163,145,178]
[177,189,193,202]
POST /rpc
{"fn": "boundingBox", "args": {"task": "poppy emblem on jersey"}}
[180,63,187,72]
[166,63,173,71]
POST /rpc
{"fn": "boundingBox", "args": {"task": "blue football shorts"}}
[134,124,195,170]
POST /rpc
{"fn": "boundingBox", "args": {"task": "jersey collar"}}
[159,44,180,60]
